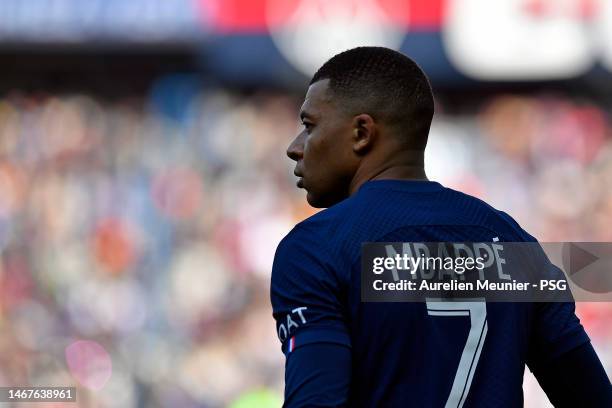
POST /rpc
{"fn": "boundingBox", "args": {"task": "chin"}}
[305,192,324,208]
[306,191,342,209]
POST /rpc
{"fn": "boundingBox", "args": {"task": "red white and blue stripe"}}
[288,336,296,353]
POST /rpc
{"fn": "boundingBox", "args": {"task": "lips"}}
[294,169,304,188]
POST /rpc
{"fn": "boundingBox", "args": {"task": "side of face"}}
[287,79,360,208]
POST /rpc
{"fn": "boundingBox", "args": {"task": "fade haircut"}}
[310,46,434,149]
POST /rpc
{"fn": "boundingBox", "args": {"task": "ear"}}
[351,114,376,155]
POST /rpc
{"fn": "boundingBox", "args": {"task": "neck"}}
[348,150,427,196]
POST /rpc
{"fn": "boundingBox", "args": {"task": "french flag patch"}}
[288,336,296,353]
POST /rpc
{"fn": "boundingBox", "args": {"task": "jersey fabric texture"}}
[271,179,590,407]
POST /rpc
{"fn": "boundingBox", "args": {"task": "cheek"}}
[305,134,351,182]
[306,125,344,158]
[303,133,327,165]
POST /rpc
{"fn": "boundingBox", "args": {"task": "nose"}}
[287,132,305,162]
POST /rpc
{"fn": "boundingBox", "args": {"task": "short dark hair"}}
[310,46,434,149]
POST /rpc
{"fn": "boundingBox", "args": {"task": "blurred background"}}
[0,0,611,407]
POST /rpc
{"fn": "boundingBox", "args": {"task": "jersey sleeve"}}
[527,300,591,369]
[531,342,612,408]
[284,342,351,407]
[526,246,591,368]
[270,226,351,357]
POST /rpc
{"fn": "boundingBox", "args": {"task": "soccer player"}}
[271,47,611,407]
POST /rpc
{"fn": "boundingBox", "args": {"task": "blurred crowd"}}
[0,76,610,407]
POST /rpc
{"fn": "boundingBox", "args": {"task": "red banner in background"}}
[203,0,446,33]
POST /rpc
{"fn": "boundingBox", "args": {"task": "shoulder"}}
[275,222,327,258]
[273,199,359,287]
[442,187,538,242]
[278,195,359,249]
[271,222,345,303]
[273,220,335,273]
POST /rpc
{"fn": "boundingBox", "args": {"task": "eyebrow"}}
[299,111,315,121]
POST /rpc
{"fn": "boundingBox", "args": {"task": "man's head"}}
[287,46,435,208]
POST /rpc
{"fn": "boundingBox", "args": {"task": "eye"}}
[301,121,314,133]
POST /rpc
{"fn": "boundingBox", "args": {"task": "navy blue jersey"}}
[271,180,590,407]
